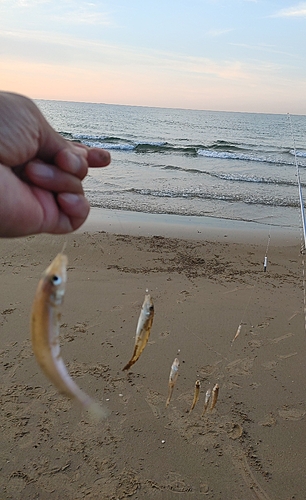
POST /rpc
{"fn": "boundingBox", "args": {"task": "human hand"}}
[0,92,111,237]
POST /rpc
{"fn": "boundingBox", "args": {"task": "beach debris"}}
[202,388,211,416]
[31,252,108,420]
[210,383,219,411]
[189,379,201,412]
[123,290,154,371]
[166,357,180,407]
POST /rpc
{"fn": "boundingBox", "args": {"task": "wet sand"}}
[1,214,306,499]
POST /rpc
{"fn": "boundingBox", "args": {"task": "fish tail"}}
[122,360,133,371]
[85,400,110,421]
[166,384,174,407]
[122,346,138,371]
[73,386,109,421]
[202,403,208,416]
[190,400,197,412]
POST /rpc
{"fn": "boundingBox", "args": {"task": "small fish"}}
[202,388,211,416]
[31,253,108,420]
[166,357,179,407]
[231,323,242,346]
[189,379,201,412]
[210,383,219,411]
[123,291,154,371]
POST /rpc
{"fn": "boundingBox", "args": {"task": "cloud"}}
[0,28,283,87]
[273,3,306,18]
[50,2,113,26]
[0,0,113,25]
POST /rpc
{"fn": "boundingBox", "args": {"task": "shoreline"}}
[80,207,301,245]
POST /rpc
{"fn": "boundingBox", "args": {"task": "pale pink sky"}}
[1,1,306,113]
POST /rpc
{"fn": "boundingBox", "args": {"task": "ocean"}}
[36,100,306,231]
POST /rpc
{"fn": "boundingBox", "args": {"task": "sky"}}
[0,0,306,114]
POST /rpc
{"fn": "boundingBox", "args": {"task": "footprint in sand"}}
[145,389,164,418]
[258,413,277,427]
[165,471,193,493]
[226,357,254,376]
[198,363,219,378]
[199,482,210,494]
[278,407,306,421]
[227,422,244,439]
[6,472,32,498]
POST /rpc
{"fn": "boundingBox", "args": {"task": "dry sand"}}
[1,214,306,499]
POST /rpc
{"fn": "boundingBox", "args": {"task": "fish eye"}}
[51,274,62,286]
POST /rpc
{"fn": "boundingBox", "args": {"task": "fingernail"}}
[66,151,82,173]
[60,193,81,205]
[30,162,54,179]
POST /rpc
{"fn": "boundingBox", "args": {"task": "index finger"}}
[82,145,111,168]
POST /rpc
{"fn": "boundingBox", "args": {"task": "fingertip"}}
[87,148,111,167]
[58,192,90,219]
[57,192,90,231]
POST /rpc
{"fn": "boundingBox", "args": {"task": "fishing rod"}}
[288,113,306,252]
[288,113,306,334]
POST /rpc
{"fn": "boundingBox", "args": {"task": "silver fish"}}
[202,388,211,416]
[31,253,108,420]
[189,379,201,412]
[166,357,180,407]
[210,383,219,411]
[123,291,154,371]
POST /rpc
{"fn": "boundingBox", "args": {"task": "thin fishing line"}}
[263,213,274,272]
[288,113,306,251]
[263,139,280,272]
[287,113,306,333]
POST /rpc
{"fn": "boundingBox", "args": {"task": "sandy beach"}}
[1,211,306,499]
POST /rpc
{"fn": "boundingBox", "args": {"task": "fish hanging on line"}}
[166,357,180,407]
[202,388,211,416]
[210,383,219,411]
[189,379,201,412]
[31,252,108,420]
[122,291,154,371]
[231,323,242,346]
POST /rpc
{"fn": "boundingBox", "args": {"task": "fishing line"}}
[262,151,280,272]
[288,114,306,250]
[263,216,273,272]
[287,113,306,333]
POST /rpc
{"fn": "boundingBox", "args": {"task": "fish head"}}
[143,293,154,317]
[41,253,68,306]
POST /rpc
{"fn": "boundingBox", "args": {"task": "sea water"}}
[36,100,306,230]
